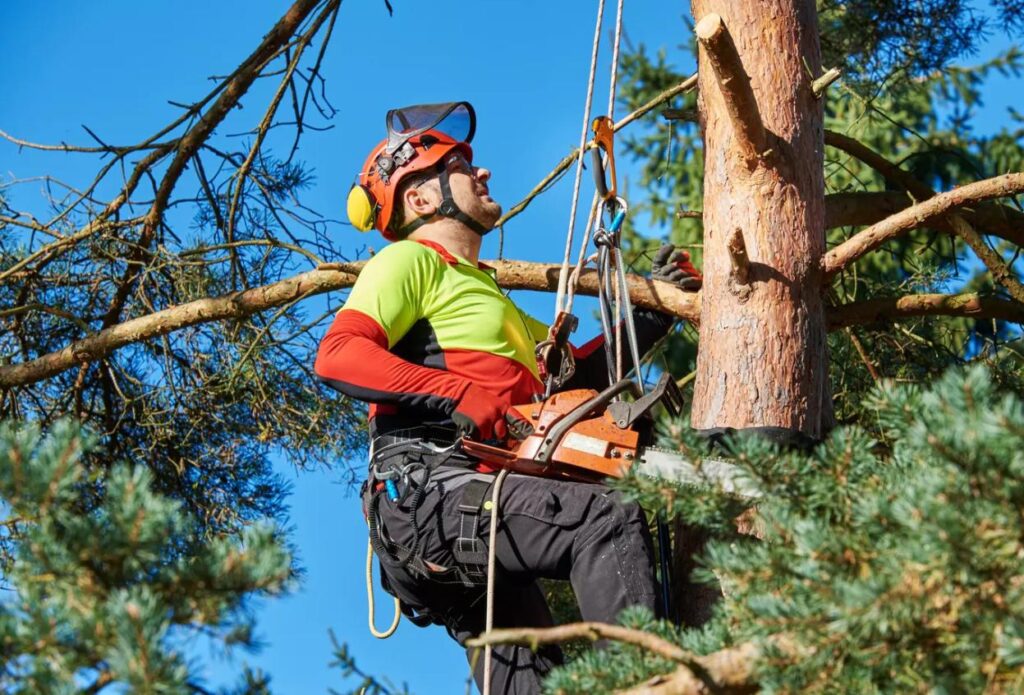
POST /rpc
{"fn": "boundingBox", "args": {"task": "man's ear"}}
[402,181,438,218]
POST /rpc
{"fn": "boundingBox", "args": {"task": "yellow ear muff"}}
[347,184,377,232]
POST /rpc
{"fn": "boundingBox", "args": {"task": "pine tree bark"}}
[690,0,829,438]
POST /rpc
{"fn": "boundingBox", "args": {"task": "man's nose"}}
[474,167,491,183]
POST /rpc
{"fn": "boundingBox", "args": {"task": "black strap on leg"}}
[453,475,495,569]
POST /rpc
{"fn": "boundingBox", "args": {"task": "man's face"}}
[443,151,502,229]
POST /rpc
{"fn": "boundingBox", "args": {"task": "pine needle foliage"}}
[545,366,1024,693]
[0,419,292,693]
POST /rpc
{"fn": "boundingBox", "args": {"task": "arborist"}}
[314,102,702,694]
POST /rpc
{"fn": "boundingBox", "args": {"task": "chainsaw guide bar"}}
[459,374,757,498]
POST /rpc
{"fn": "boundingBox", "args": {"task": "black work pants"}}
[375,466,658,695]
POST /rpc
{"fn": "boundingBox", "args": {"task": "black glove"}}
[452,384,534,442]
[652,243,702,291]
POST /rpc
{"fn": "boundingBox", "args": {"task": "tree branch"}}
[0,261,699,389]
[7,258,1022,389]
[695,13,766,166]
[727,227,750,285]
[465,622,692,663]
[496,74,698,227]
[619,642,760,695]
[829,292,1024,329]
[823,173,1024,281]
[811,67,842,97]
[467,622,761,695]
[947,215,1024,304]
[825,130,932,198]
[825,191,1024,245]
[825,131,1024,298]
[99,0,330,328]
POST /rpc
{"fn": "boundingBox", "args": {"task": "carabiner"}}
[594,196,629,244]
[590,116,617,202]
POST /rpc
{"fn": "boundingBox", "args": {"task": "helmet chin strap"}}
[396,165,491,237]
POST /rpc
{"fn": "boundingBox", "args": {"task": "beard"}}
[459,190,502,233]
[476,197,502,229]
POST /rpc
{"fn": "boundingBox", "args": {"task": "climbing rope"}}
[366,539,401,639]
[554,0,608,321]
[485,0,629,689]
[482,468,510,695]
[556,0,627,321]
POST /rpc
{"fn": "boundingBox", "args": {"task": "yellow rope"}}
[366,539,401,639]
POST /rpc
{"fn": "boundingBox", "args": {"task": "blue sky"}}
[0,2,1019,693]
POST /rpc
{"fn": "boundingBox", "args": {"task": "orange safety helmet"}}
[347,102,484,241]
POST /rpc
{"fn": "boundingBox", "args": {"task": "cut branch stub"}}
[727,227,750,284]
[695,13,767,166]
[811,67,842,97]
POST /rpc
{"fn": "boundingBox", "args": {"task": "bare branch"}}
[225,2,340,242]
[823,173,1024,281]
[0,303,91,332]
[825,131,1024,297]
[845,328,881,382]
[99,0,332,328]
[825,130,932,198]
[467,622,762,695]
[811,67,842,97]
[829,292,1024,329]
[496,74,698,227]
[465,622,692,663]
[948,215,1024,303]
[0,128,131,154]
[8,253,1020,390]
[695,13,766,166]
[825,191,1024,245]
[0,261,699,389]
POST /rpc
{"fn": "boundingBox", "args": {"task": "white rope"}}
[565,192,601,315]
[563,0,627,317]
[482,468,511,695]
[553,0,607,321]
[366,540,401,639]
[607,0,625,117]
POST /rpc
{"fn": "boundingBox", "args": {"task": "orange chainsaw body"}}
[460,388,641,481]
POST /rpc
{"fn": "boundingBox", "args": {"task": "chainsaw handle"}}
[534,378,640,466]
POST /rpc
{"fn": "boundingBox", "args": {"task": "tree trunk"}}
[690,0,829,439]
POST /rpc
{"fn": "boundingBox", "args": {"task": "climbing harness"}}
[362,432,491,639]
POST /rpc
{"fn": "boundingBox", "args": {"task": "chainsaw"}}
[460,372,756,497]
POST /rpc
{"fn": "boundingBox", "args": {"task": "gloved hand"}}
[652,243,702,291]
[452,383,534,442]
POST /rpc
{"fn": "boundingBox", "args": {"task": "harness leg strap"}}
[453,475,495,567]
